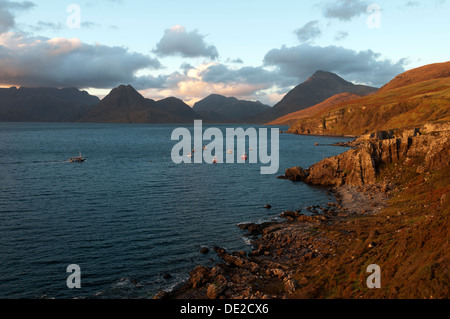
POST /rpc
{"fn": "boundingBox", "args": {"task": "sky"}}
[0,0,449,106]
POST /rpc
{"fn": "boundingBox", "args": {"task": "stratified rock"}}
[284,129,449,187]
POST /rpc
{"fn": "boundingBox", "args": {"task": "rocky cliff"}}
[283,123,450,187]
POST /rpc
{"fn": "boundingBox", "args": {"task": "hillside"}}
[268,92,362,125]
[252,70,377,123]
[0,87,99,122]
[193,94,271,123]
[378,61,450,93]
[287,68,450,136]
[80,85,201,124]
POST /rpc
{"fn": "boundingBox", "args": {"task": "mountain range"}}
[80,85,199,124]
[0,62,448,127]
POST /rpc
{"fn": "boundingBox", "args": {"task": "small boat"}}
[241,153,248,161]
[212,156,218,164]
[227,148,233,154]
[187,152,192,157]
[202,145,207,151]
[69,152,86,163]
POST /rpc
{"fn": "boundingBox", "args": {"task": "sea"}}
[0,122,352,299]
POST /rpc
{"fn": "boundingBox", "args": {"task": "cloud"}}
[153,25,218,59]
[295,20,322,43]
[263,44,406,87]
[322,0,369,21]
[226,57,244,64]
[139,62,281,106]
[334,31,349,41]
[0,0,35,33]
[0,32,163,89]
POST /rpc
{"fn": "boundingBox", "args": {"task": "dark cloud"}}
[263,44,406,87]
[0,0,35,33]
[0,33,163,89]
[295,20,322,43]
[227,58,244,64]
[199,63,288,88]
[334,31,349,41]
[153,25,218,60]
[322,0,369,21]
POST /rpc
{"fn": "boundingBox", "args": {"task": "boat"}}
[241,153,248,161]
[212,156,218,164]
[227,148,233,154]
[69,152,86,163]
[202,145,207,151]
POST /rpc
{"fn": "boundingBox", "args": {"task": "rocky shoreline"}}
[154,123,449,299]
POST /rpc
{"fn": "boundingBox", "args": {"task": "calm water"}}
[0,122,352,298]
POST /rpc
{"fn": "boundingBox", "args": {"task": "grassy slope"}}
[268,93,362,125]
[290,157,449,299]
[287,77,450,136]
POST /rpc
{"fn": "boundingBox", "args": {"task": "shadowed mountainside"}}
[193,94,271,123]
[0,87,99,122]
[80,84,201,124]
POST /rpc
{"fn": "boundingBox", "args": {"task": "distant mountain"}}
[0,87,99,122]
[80,84,201,123]
[193,94,271,123]
[378,61,450,93]
[251,70,377,123]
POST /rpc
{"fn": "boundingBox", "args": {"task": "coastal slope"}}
[160,62,450,300]
[287,63,450,136]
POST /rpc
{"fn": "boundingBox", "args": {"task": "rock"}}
[206,283,225,299]
[284,129,450,187]
[284,278,299,294]
[368,242,377,248]
[200,247,210,254]
[284,167,310,181]
[152,291,168,299]
[265,204,272,209]
[280,210,300,219]
[162,273,172,279]
[189,266,211,289]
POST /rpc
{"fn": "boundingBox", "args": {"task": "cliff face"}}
[284,123,450,187]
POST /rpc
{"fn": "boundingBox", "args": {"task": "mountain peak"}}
[250,70,378,123]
